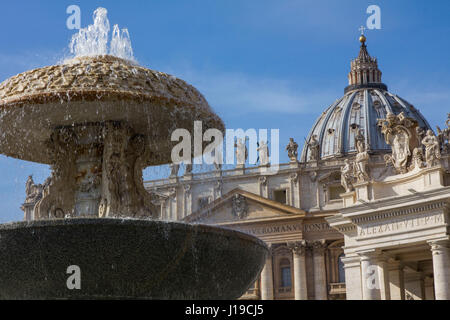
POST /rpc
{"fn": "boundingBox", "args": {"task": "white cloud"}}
[163,65,339,116]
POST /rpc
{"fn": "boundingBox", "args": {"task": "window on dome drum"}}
[273,189,287,204]
[280,258,292,289]
[338,254,346,283]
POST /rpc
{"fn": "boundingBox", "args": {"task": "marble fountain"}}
[0,8,268,299]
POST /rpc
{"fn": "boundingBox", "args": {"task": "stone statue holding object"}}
[421,129,441,167]
[286,138,298,162]
[340,159,354,193]
[235,138,248,167]
[25,175,43,204]
[307,135,320,161]
[257,141,270,166]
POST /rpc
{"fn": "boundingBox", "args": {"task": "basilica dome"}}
[300,36,431,162]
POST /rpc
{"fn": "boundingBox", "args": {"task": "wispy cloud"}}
[391,78,450,128]
[162,64,339,116]
[0,50,64,80]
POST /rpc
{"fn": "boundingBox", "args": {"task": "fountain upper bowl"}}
[0,55,224,165]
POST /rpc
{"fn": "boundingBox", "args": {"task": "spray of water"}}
[69,7,135,62]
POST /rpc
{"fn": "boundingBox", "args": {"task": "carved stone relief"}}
[378,112,420,174]
[231,194,248,219]
[35,121,157,220]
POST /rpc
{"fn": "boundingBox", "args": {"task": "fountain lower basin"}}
[0,218,268,299]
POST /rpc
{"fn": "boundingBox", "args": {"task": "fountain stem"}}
[34,121,156,219]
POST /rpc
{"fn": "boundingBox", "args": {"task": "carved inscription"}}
[358,212,444,237]
[235,222,332,236]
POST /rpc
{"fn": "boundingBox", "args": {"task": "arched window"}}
[338,254,345,283]
[279,258,292,288]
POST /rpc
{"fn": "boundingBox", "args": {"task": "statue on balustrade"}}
[340,159,354,193]
[286,138,298,162]
[421,130,441,167]
[307,135,320,161]
[257,141,270,166]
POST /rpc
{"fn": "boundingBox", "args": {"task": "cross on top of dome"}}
[359,26,367,43]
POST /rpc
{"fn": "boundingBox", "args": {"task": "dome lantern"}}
[345,33,387,94]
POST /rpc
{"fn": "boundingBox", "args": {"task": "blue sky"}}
[0,0,449,222]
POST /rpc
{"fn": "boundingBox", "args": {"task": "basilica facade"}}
[23,35,450,300]
[142,35,450,300]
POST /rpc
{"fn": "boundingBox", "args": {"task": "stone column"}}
[359,251,381,300]
[259,176,268,198]
[429,240,450,300]
[377,256,391,300]
[288,241,308,300]
[312,240,328,300]
[260,245,274,300]
[183,184,192,219]
[168,188,177,221]
[289,173,300,209]
[341,255,363,300]
[389,261,405,300]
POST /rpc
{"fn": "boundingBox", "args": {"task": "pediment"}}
[184,188,305,224]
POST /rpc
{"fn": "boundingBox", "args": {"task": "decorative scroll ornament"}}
[231,194,248,219]
[287,240,307,256]
[378,112,420,174]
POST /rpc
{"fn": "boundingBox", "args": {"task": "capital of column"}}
[340,255,361,269]
[287,240,307,256]
[265,243,273,256]
[387,260,404,271]
[310,239,327,255]
[357,249,383,262]
[429,239,450,254]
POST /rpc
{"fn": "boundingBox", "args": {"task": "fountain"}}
[0,8,268,299]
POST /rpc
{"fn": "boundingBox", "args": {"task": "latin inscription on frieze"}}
[235,222,332,236]
[358,212,444,237]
